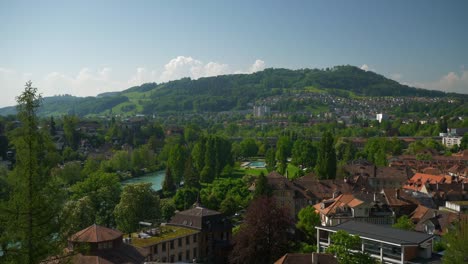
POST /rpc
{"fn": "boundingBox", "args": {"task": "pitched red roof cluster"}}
[403,173,446,192]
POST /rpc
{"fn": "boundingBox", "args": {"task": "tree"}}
[276,136,292,175]
[253,172,271,198]
[183,156,199,188]
[173,187,198,210]
[291,139,317,169]
[230,197,293,264]
[167,144,187,186]
[114,183,161,235]
[442,217,468,264]
[70,171,121,227]
[460,133,468,150]
[265,147,276,172]
[60,196,95,237]
[315,131,336,179]
[0,82,64,263]
[160,198,176,221]
[162,166,176,196]
[296,206,321,243]
[326,230,375,264]
[392,215,415,230]
[240,138,258,158]
[63,115,80,150]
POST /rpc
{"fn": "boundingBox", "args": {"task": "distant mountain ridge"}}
[0,65,464,117]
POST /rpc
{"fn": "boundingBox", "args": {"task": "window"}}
[98,241,112,249]
[193,234,197,243]
[170,240,174,249]
[186,250,190,260]
[162,257,166,262]
[170,255,175,262]
[193,248,197,258]
[178,252,182,261]
[162,243,166,252]
[154,244,158,254]
[178,238,182,247]
[186,236,190,244]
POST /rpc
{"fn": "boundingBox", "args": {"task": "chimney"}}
[436,182,439,190]
[395,189,400,199]
[373,192,377,202]
[433,210,438,218]
[312,252,318,263]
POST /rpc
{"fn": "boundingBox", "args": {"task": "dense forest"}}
[1,65,464,117]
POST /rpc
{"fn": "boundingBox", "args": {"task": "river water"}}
[121,170,165,191]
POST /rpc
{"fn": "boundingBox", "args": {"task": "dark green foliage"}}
[2,66,458,117]
[200,178,251,214]
[296,206,321,242]
[1,82,65,263]
[167,144,187,185]
[265,148,276,172]
[239,138,259,158]
[198,135,233,183]
[315,131,336,179]
[173,187,199,210]
[442,218,468,264]
[392,215,415,230]
[183,156,199,188]
[160,198,176,221]
[276,136,292,175]
[291,139,317,169]
[70,171,121,227]
[460,133,468,150]
[253,172,271,198]
[114,183,161,234]
[162,167,176,196]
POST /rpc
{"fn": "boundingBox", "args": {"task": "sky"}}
[1,0,467,107]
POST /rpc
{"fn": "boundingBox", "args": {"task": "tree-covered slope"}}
[0,65,462,117]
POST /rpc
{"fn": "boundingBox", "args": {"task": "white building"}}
[253,105,270,117]
[376,113,388,123]
[442,136,462,148]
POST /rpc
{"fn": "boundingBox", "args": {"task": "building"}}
[376,113,388,123]
[169,205,232,263]
[442,136,462,148]
[129,225,200,263]
[62,224,145,264]
[316,221,434,264]
[313,193,394,226]
[274,253,338,264]
[253,105,270,117]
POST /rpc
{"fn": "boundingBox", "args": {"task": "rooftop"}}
[70,224,123,243]
[317,221,433,246]
[130,225,199,248]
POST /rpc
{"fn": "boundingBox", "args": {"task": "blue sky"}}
[1,0,467,107]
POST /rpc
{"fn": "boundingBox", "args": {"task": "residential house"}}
[313,193,394,226]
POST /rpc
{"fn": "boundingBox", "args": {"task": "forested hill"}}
[0,65,463,117]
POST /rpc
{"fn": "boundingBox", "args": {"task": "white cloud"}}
[0,57,268,107]
[249,59,266,73]
[158,56,232,82]
[411,70,468,94]
[390,73,403,81]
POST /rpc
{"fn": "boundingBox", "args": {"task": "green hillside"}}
[0,65,462,117]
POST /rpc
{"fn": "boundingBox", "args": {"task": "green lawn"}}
[130,226,199,248]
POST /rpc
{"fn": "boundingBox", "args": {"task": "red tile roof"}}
[70,224,123,243]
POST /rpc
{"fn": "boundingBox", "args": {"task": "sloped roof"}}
[317,221,434,246]
[70,224,123,243]
[313,194,365,216]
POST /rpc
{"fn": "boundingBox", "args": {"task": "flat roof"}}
[130,226,199,248]
[316,221,433,246]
